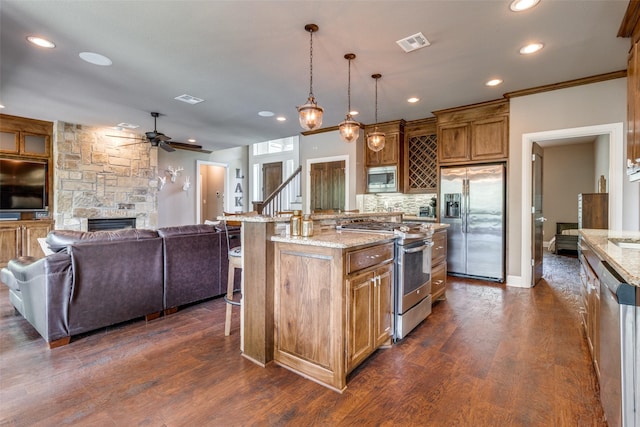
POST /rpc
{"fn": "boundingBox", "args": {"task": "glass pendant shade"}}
[368,73,385,152]
[339,53,359,143]
[298,96,324,131]
[367,130,386,152]
[298,24,323,131]
[339,115,360,143]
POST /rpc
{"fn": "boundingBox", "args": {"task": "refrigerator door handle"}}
[463,178,469,234]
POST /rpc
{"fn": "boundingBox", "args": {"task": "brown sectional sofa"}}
[1,225,238,348]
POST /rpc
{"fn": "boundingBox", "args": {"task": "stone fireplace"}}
[53,122,159,231]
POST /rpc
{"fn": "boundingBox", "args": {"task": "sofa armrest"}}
[8,253,73,343]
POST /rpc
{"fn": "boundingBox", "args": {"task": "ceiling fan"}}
[108,112,212,153]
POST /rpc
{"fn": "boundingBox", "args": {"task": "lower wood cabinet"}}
[431,228,448,302]
[579,240,600,379]
[346,262,393,372]
[0,220,53,267]
[273,239,394,392]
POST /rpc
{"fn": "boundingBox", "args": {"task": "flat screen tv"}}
[0,158,47,211]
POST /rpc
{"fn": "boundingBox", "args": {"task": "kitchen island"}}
[272,229,397,392]
[218,212,403,367]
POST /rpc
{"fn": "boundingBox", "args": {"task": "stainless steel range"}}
[337,221,434,340]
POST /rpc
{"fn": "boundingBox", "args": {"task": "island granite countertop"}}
[271,229,396,249]
[579,229,640,286]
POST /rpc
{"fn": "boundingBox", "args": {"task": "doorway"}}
[520,122,624,288]
[196,160,227,223]
[262,161,282,200]
[309,160,346,212]
[305,155,350,213]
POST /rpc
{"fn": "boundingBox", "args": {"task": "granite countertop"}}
[579,229,640,286]
[218,211,402,223]
[271,229,397,249]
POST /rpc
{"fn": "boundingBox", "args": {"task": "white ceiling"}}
[0,1,631,152]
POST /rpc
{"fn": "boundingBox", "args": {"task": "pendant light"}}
[338,53,360,143]
[367,74,385,152]
[297,24,323,131]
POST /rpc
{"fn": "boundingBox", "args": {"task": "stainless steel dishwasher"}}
[599,261,638,427]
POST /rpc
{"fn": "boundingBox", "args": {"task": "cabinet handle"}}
[433,280,444,285]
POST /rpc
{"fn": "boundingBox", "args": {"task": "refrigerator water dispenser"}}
[444,193,461,218]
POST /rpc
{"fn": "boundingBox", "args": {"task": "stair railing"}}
[252,165,302,216]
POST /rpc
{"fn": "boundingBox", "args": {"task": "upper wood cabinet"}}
[434,99,509,165]
[363,119,405,168]
[403,118,438,193]
[618,2,640,181]
[0,114,52,158]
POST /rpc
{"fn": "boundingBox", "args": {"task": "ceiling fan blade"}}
[106,134,144,141]
[156,133,171,142]
[166,141,212,154]
[119,141,146,147]
[158,141,176,152]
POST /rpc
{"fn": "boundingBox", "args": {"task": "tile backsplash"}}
[358,193,438,217]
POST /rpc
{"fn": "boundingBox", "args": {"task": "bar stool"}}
[223,214,242,336]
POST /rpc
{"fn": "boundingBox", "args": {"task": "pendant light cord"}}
[347,58,352,113]
[374,77,379,124]
[309,29,314,98]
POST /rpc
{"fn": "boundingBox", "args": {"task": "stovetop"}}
[337,221,433,243]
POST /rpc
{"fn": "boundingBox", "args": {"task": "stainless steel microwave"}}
[367,166,397,193]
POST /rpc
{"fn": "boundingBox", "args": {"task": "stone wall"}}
[53,122,158,230]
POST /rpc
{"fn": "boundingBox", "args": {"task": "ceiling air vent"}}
[174,94,204,105]
[396,32,431,53]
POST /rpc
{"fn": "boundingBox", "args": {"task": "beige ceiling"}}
[0,0,631,151]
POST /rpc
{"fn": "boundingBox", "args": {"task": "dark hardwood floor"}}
[0,252,606,426]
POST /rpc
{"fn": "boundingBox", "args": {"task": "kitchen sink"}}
[609,238,640,249]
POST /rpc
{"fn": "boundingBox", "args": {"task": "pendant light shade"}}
[297,24,323,131]
[338,53,360,143]
[367,74,385,152]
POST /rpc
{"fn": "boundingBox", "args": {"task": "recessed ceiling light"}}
[0,104,5,109]
[407,97,420,103]
[486,79,503,87]
[27,36,55,48]
[258,111,275,117]
[349,110,359,116]
[188,138,196,143]
[509,0,540,12]
[79,52,112,66]
[276,116,286,122]
[520,42,544,55]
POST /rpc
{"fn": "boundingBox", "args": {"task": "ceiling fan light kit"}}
[297,23,324,131]
[338,53,360,143]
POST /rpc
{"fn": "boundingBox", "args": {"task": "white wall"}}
[299,129,360,213]
[508,78,638,283]
[157,145,248,227]
[541,143,595,240]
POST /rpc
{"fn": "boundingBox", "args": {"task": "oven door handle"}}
[403,244,429,254]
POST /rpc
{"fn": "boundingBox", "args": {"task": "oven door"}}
[397,239,432,314]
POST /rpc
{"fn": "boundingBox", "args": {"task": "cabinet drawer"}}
[346,243,394,275]
[432,231,447,264]
[431,261,447,300]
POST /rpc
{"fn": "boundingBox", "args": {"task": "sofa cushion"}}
[157,224,218,238]
[46,229,159,253]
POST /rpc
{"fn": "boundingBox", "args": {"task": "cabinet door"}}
[431,261,447,302]
[22,221,53,258]
[438,123,470,163]
[347,270,374,371]
[374,263,393,347]
[629,40,640,171]
[20,132,50,158]
[471,116,508,161]
[0,225,22,268]
[0,130,20,154]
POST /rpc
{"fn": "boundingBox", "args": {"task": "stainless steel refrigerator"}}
[440,164,505,282]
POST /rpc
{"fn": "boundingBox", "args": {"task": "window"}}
[252,136,295,155]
